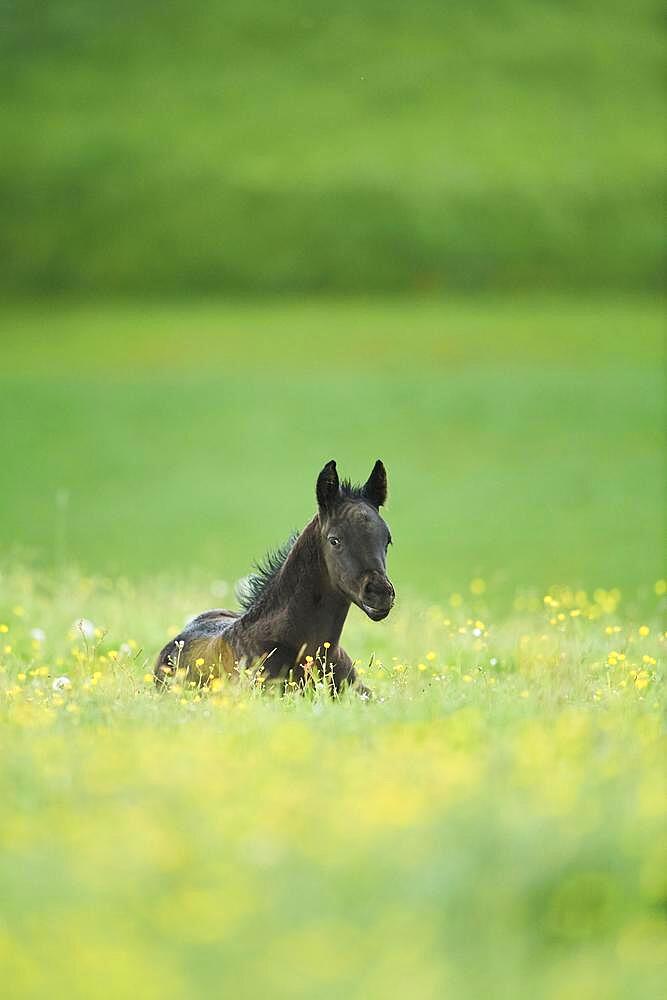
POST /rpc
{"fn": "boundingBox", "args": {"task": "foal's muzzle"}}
[359,571,395,621]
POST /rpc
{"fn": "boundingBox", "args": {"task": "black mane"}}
[338,478,368,501]
[237,532,300,611]
[237,480,368,612]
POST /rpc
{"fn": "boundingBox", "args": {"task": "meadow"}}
[0,568,664,999]
[0,296,664,997]
[3,0,664,993]
[0,295,664,596]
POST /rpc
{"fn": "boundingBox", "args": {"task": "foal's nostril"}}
[363,574,394,607]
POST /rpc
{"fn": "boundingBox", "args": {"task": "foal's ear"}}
[362,459,388,508]
[316,459,340,512]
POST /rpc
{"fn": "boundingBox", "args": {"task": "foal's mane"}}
[237,532,300,611]
[237,479,366,612]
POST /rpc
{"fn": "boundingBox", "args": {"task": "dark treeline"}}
[2,0,663,295]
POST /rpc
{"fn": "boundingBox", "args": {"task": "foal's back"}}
[154,608,239,687]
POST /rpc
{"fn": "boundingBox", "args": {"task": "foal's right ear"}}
[362,459,388,508]
[316,459,340,512]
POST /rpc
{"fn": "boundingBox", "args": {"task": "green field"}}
[0,567,665,999]
[0,295,664,997]
[3,0,665,994]
[2,1,664,294]
[1,296,663,603]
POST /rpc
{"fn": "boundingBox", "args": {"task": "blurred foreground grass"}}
[0,567,665,999]
[0,295,663,602]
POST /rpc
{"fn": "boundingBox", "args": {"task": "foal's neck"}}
[261,516,350,652]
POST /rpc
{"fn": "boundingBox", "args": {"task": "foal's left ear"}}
[362,459,388,508]
[316,459,341,512]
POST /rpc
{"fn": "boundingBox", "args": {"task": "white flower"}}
[52,676,72,692]
[119,642,132,655]
[74,619,95,638]
[472,627,482,637]
[30,628,46,643]
[489,657,498,667]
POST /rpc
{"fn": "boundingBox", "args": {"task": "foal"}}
[154,460,395,695]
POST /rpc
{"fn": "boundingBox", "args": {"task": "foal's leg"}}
[329,646,372,699]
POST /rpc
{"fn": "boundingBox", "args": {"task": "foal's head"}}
[316,459,395,621]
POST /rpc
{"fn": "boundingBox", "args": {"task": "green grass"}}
[2,1,664,293]
[0,567,664,999]
[1,294,664,997]
[0,296,663,603]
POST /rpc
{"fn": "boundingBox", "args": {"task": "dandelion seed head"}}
[75,619,95,639]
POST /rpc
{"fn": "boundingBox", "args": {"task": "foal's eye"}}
[328,536,341,547]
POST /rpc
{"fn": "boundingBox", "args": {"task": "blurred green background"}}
[0,9,665,999]
[0,0,664,601]
[2,1,664,294]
